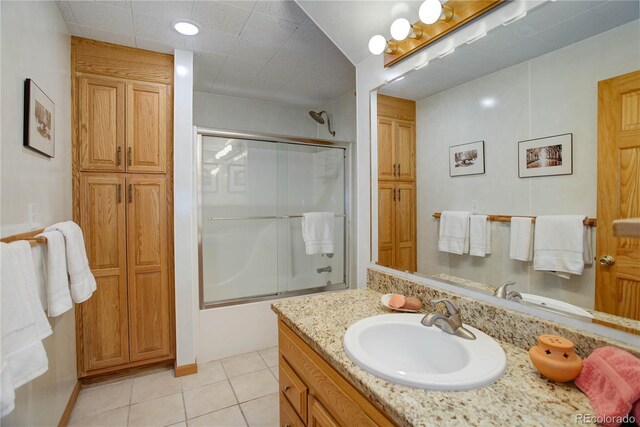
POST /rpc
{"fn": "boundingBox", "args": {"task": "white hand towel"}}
[509,217,534,261]
[438,211,471,255]
[36,230,73,317]
[45,221,96,303]
[469,215,491,257]
[1,242,50,416]
[533,215,588,278]
[302,212,335,255]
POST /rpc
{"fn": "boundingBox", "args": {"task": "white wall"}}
[416,21,640,309]
[1,1,76,425]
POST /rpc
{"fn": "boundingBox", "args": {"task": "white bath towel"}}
[509,217,534,261]
[45,221,96,303]
[438,211,471,255]
[533,215,588,278]
[36,230,73,317]
[302,212,334,255]
[469,215,491,257]
[1,242,50,417]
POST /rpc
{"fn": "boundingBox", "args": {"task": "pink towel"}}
[574,347,640,427]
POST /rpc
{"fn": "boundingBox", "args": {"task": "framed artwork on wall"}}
[449,141,485,177]
[518,133,573,178]
[228,164,245,193]
[23,79,55,157]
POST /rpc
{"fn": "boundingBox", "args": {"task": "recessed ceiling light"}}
[174,21,199,36]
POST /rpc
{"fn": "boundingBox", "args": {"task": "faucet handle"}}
[494,281,517,298]
[430,298,460,316]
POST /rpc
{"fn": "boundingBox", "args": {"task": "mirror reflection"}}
[370,0,640,331]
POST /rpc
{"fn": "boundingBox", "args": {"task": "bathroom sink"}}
[520,293,594,318]
[343,314,506,390]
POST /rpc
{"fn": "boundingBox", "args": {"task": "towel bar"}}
[432,212,597,227]
[0,228,48,247]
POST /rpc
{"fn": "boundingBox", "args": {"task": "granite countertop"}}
[272,289,593,427]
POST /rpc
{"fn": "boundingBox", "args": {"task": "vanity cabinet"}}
[377,94,416,272]
[73,37,175,379]
[278,320,395,427]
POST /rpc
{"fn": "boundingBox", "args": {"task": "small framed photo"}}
[203,164,220,193]
[449,141,485,177]
[228,165,245,193]
[518,133,572,178]
[24,79,55,157]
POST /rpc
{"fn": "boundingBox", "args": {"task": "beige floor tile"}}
[269,366,278,381]
[183,380,238,419]
[71,379,133,420]
[240,393,279,427]
[188,405,247,427]
[128,393,185,427]
[69,405,129,427]
[229,370,278,403]
[258,347,278,368]
[221,352,268,378]
[181,360,227,391]
[131,369,182,404]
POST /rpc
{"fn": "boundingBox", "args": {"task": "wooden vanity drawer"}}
[280,394,305,427]
[280,356,308,423]
[278,320,395,427]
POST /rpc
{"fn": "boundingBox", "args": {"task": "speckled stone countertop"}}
[272,289,593,427]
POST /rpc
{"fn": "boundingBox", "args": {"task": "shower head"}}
[309,110,336,137]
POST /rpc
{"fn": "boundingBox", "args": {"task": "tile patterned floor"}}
[69,347,280,427]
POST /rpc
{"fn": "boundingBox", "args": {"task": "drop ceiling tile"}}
[591,0,639,27]
[131,1,194,22]
[191,1,251,35]
[134,13,188,46]
[69,2,134,36]
[240,11,298,44]
[230,35,281,62]
[186,29,237,55]
[194,79,213,93]
[79,25,136,48]
[93,1,131,10]
[194,51,227,82]
[219,55,266,77]
[518,1,607,35]
[55,1,77,23]
[253,0,307,25]
[136,37,179,54]
[258,60,303,83]
[438,45,511,79]
[64,22,84,37]
[220,1,257,12]
[490,35,554,66]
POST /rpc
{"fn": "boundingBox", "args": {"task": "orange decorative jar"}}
[528,335,583,382]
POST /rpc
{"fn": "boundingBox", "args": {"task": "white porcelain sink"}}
[343,314,506,390]
[520,293,594,318]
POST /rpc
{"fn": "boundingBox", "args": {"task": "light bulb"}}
[390,18,411,41]
[419,0,443,24]
[368,35,387,55]
[174,21,199,36]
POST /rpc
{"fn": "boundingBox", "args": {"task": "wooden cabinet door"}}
[126,175,171,361]
[309,395,340,427]
[79,174,129,372]
[377,118,395,181]
[395,120,415,182]
[79,76,125,172]
[377,181,395,268]
[395,183,416,272]
[126,82,167,173]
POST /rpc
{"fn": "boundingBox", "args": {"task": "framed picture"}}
[228,165,245,193]
[518,133,572,178]
[24,79,55,157]
[203,164,220,193]
[449,141,485,177]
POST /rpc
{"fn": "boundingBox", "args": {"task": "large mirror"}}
[370,0,640,333]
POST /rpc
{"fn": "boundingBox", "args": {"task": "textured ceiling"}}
[55,0,355,106]
[378,0,639,100]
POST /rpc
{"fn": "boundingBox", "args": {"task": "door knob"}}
[599,255,615,266]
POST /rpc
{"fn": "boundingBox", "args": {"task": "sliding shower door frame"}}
[196,127,352,309]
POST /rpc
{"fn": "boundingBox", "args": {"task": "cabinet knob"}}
[393,164,396,176]
[599,255,615,266]
[282,385,290,393]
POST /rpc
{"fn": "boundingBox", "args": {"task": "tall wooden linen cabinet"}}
[377,95,416,272]
[71,38,175,379]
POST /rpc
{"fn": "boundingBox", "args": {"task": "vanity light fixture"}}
[174,21,199,36]
[390,18,424,41]
[368,35,397,55]
[419,0,454,25]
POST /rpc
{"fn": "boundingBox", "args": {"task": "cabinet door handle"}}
[128,184,133,203]
[127,147,132,166]
[393,164,396,176]
[398,189,401,201]
[117,146,122,166]
[282,385,290,393]
[393,188,396,201]
[117,184,122,204]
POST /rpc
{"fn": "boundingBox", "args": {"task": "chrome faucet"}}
[421,299,476,340]
[316,266,332,273]
[494,281,522,301]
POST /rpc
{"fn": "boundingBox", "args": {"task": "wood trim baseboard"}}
[58,381,81,427]
[174,363,198,377]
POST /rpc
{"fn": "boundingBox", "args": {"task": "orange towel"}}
[574,347,640,427]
